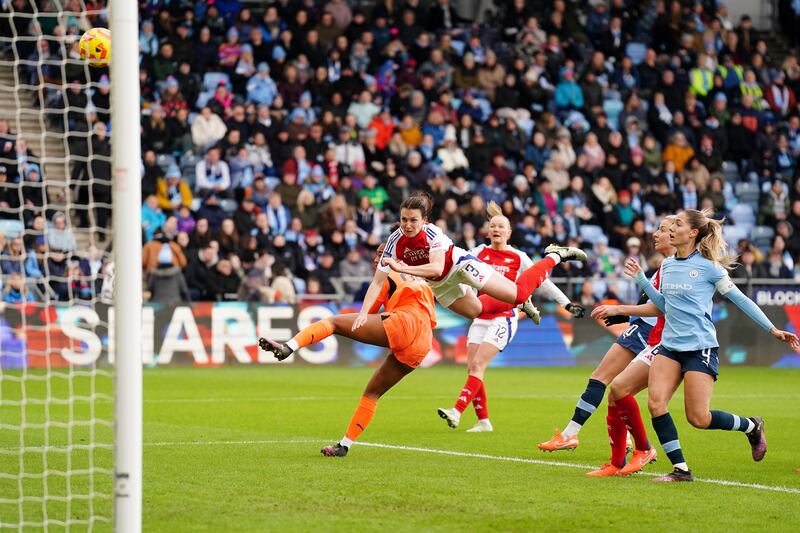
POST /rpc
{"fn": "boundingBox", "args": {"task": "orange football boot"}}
[586,463,622,476]
[537,430,579,451]
[618,447,658,476]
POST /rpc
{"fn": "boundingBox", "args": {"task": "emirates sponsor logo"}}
[403,248,429,262]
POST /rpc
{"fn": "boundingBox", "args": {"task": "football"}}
[79,27,111,67]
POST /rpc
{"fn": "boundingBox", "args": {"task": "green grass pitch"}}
[2,365,799,531]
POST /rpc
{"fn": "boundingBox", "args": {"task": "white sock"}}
[562,420,582,438]
[286,339,299,351]
[674,462,689,472]
[743,418,755,433]
[546,252,562,265]
[339,436,353,448]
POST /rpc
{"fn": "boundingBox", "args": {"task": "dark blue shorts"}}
[653,345,719,380]
[615,319,654,356]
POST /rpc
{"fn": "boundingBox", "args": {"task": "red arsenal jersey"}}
[647,265,665,345]
[472,244,533,319]
[378,224,455,281]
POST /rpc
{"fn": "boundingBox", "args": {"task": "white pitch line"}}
[354,441,800,495]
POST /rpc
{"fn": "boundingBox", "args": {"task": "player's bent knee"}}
[608,381,624,402]
[648,397,667,416]
[686,410,711,429]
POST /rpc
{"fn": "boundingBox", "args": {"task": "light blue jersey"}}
[634,251,775,352]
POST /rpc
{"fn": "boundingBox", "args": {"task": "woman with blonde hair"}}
[624,209,798,481]
[438,202,584,431]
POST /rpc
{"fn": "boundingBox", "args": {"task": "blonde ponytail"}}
[685,209,735,270]
[486,200,503,218]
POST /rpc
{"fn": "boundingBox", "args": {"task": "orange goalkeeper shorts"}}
[381,308,433,368]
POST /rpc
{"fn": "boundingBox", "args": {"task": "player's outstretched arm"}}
[716,276,800,349]
[354,268,389,331]
[538,278,585,318]
[382,248,445,279]
[592,302,662,320]
[626,258,666,312]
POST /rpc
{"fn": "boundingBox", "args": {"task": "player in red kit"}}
[437,202,586,432]
[354,192,588,335]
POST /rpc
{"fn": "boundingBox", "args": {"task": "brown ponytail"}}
[684,208,735,270]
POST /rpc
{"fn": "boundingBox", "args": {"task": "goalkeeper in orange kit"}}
[259,242,437,457]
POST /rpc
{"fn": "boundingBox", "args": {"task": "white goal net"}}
[0,2,116,529]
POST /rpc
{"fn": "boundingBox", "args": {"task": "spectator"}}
[321,194,355,237]
[246,62,278,106]
[760,179,790,226]
[764,249,793,279]
[265,192,291,236]
[184,241,221,300]
[358,174,389,209]
[732,247,766,280]
[195,147,231,196]
[340,247,373,299]
[141,195,167,242]
[142,231,187,274]
[554,68,584,113]
[147,258,190,305]
[662,132,694,172]
[3,271,35,303]
[47,212,77,253]
[156,165,193,213]
[192,107,228,152]
[213,258,242,301]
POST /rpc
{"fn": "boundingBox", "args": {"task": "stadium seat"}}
[729,203,756,227]
[602,98,624,130]
[625,42,647,65]
[180,152,199,169]
[722,160,741,182]
[202,72,231,92]
[195,91,213,109]
[0,219,24,238]
[579,224,605,244]
[735,182,760,205]
[220,199,238,213]
[750,226,775,251]
[156,153,177,170]
[723,224,749,250]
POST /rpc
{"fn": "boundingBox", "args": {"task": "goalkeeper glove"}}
[565,303,585,318]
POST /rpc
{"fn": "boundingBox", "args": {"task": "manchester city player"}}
[626,209,799,482]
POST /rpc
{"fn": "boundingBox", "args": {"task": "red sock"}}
[607,404,628,468]
[454,375,483,413]
[478,294,516,316]
[472,381,489,420]
[616,394,650,451]
[513,257,556,304]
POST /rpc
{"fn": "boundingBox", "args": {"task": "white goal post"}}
[110,0,143,531]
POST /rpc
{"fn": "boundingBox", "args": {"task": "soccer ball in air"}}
[79,27,111,67]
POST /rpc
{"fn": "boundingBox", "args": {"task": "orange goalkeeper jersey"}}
[369,270,437,329]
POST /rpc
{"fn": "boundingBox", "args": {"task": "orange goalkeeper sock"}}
[341,396,377,447]
[287,319,334,351]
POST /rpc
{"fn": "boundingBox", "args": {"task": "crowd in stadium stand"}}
[3,0,800,305]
